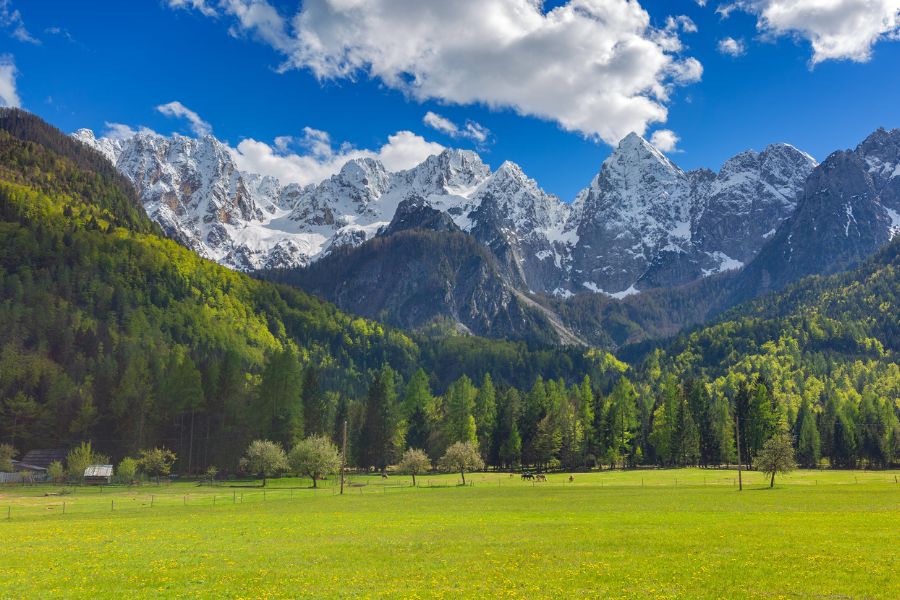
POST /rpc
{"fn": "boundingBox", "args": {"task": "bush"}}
[138,448,177,484]
[117,457,139,484]
[66,441,109,482]
[0,444,15,472]
[47,460,65,483]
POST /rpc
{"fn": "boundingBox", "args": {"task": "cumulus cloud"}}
[156,101,213,136]
[0,55,20,107]
[168,0,703,145]
[649,129,680,152]
[719,0,900,64]
[229,128,445,187]
[423,111,491,145]
[0,0,38,44]
[665,15,698,34]
[166,0,217,18]
[103,122,157,140]
[718,37,747,56]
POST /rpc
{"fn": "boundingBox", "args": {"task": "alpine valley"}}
[72,122,900,348]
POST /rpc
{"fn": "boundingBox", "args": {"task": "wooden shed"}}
[20,449,67,470]
[83,464,113,484]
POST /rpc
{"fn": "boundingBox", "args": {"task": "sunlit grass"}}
[1,469,898,598]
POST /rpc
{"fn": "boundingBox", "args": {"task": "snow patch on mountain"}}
[73,126,816,300]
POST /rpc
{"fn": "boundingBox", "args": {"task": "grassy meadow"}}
[1,469,898,599]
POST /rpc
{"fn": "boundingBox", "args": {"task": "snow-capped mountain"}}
[73,126,815,298]
[570,133,817,295]
[733,127,900,301]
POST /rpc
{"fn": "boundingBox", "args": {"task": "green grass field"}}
[1,469,898,599]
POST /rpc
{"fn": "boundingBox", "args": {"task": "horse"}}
[568,475,574,483]
[535,474,547,482]
[521,472,534,480]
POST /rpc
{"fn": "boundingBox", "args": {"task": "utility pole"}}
[735,412,743,492]
[340,419,348,495]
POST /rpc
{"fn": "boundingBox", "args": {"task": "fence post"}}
[6,506,9,520]
[111,500,114,512]
[184,495,186,506]
[151,495,154,507]
[213,496,216,507]
[63,501,66,514]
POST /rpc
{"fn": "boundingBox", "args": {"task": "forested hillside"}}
[637,239,900,469]
[0,110,609,471]
[1,110,897,476]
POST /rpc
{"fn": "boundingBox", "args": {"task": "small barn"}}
[20,449,67,470]
[83,464,113,484]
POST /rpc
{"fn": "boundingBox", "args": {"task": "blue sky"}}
[2,0,899,199]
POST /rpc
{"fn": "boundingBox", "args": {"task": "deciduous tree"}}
[398,448,431,486]
[242,440,288,487]
[756,433,797,488]
[289,435,341,488]
[438,441,484,485]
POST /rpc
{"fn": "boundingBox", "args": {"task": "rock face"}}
[734,128,900,300]
[73,127,815,297]
[71,124,900,346]
[570,133,817,295]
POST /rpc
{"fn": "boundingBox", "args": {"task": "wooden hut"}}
[83,464,113,484]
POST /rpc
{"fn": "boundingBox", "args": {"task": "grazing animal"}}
[521,472,534,480]
[569,475,574,483]
[535,474,547,482]
[381,472,388,479]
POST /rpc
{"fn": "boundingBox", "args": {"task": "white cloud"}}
[718,37,747,56]
[166,0,217,18]
[0,0,38,44]
[665,15,698,34]
[103,122,157,140]
[719,1,900,64]
[649,129,680,152]
[423,112,458,136]
[423,111,491,145]
[155,101,212,136]
[170,0,703,145]
[0,54,20,107]
[229,129,445,187]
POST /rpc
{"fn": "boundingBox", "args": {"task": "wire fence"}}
[2,472,897,523]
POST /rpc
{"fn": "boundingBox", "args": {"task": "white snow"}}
[844,202,857,236]
[71,126,816,297]
[702,251,744,276]
[885,207,900,239]
[608,285,640,299]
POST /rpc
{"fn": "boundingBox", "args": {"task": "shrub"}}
[117,457,139,484]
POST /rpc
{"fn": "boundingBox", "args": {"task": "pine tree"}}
[796,399,821,467]
[255,348,304,448]
[474,374,497,458]
[606,378,638,468]
[444,375,477,446]
[302,366,332,437]
[360,365,402,471]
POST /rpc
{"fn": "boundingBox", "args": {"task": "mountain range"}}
[73,123,900,347]
[3,109,898,475]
